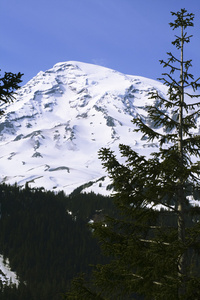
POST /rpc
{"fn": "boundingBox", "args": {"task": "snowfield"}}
[0,61,170,195]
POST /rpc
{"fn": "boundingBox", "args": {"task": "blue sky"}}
[1,0,200,85]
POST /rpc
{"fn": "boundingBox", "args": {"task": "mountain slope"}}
[0,61,167,194]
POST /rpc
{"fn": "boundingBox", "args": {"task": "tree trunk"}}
[177,21,187,298]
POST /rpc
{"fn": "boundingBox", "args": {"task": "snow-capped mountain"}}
[0,61,167,195]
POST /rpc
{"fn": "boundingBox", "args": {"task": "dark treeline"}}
[0,183,199,299]
[0,183,114,300]
[2,183,199,300]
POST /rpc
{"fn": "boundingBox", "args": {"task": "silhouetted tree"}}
[65,9,200,300]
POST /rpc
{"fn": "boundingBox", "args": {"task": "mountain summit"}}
[0,61,167,194]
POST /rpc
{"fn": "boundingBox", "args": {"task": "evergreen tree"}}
[0,69,23,114]
[0,184,111,300]
[0,69,23,297]
[65,9,200,300]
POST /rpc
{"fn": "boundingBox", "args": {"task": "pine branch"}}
[129,273,173,287]
[139,238,170,246]
[159,59,181,73]
[134,114,177,144]
[184,79,200,90]
[132,118,161,141]
[160,73,180,88]
[184,94,200,100]
[148,91,176,109]
[183,136,200,157]
[184,109,200,123]
[0,70,23,115]
[146,105,179,129]
[150,200,177,212]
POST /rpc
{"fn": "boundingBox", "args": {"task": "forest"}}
[1,183,199,300]
[0,183,114,300]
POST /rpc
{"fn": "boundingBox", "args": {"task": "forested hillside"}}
[0,183,114,300]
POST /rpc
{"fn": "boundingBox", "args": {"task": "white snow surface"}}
[0,255,19,285]
[0,60,197,195]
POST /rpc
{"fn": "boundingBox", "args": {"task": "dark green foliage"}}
[65,9,200,300]
[0,183,113,300]
[0,70,23,114]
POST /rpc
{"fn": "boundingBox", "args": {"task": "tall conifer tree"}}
[65,9,200,299]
